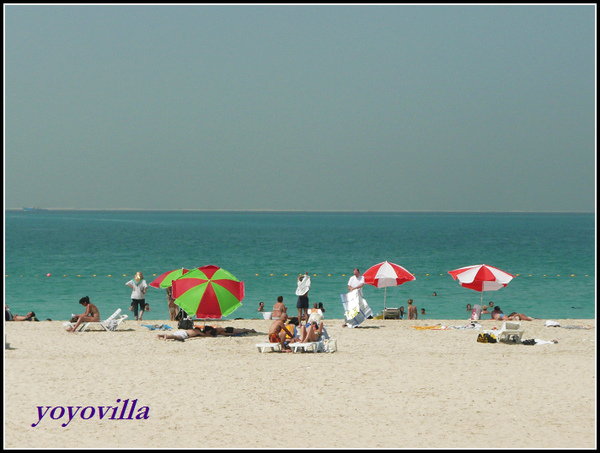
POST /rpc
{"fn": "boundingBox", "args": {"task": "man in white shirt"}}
[347,268,365,296]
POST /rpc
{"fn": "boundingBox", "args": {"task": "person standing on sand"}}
[165,286,178,321]
[296,272,310,325]
[347,268,365,295]
[126,271,148,321]
[407,299,417,319]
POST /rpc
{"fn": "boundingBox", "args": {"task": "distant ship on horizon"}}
[22,206,48,212]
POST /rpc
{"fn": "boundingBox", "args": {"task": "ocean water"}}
[4,210,596,322]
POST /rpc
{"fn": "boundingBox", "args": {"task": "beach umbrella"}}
[363,261,416,310]
[448,264,515,306]
[149,268,190,289]
[171,265,244,319]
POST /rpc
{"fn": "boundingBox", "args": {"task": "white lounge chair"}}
[63,308,128,332]
[256,321,300,353]
[496,321,524,342]
[255,342,282,353]
[290,327,330,353]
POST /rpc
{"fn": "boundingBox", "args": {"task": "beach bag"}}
[477,333,497,343]
[324,338,337,353]
[178,317,194,330]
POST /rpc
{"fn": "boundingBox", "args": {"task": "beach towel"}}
[295,274,311,296]
[142,324,172,331]
[340,290,373,328]
[284,324,297,339]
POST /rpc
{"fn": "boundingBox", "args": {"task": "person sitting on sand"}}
[272,296,287,318]
[299,320,323,343]
[267,313,296,351]
[68,296,100,332]
[491,306,533,321]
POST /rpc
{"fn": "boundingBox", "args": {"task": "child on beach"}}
[126,271,148,321]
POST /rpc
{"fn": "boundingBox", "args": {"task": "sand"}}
[4,317,596,449]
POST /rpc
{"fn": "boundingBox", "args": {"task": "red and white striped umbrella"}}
[448,264,515,304]
[363,261,416,309]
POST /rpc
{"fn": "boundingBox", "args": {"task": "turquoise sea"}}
[3,210,596,322]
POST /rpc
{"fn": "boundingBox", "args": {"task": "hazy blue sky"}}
[4,5,596,211]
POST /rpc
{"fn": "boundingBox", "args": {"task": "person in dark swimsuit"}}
[68,296,100,332]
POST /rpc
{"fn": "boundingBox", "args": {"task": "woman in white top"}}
[126,271,148,320]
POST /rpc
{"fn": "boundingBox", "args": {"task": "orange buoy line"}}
[5,273,592,278]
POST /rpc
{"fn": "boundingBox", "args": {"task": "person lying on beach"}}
[268,313,297,351]
[157,328,211,341]
[491,306,533,321]
[68,296,100,332]
[157,326,257,341]
[10,311,38,321]
[299,320,323,343]
[201,325,257,337]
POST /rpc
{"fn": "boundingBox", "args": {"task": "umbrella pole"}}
[384,287,387,320]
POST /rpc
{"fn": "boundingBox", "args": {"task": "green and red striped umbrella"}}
[149,268,190,289]
[171,265,244,319]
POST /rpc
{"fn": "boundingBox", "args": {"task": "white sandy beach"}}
[4,317,596,449]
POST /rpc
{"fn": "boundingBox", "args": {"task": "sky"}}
[4,5,596,212]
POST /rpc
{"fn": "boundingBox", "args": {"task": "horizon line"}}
[4,207,595,214]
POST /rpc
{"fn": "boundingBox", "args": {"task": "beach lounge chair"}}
[495,321,524,342]
[63,308,128,332]
[290,327,330,353]
[256,321,300,353]
[255,342,282,353]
